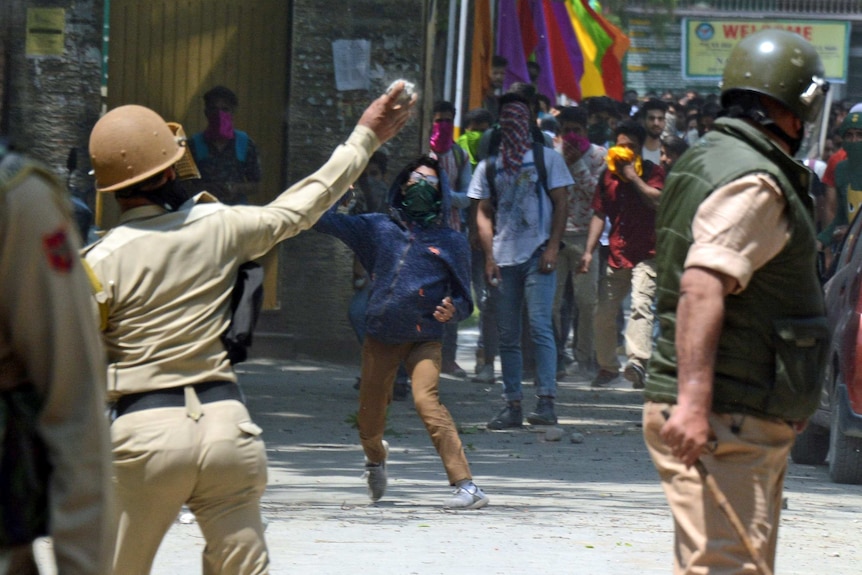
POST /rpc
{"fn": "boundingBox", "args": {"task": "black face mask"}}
[401,180,441,226]
[151,179,195,211]
[117,180,193,212]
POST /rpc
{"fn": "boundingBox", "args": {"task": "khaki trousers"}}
[643,401,795,574]
[111,395,269,575]
[594,259,656,371]
[552,233,598,366]
[359,336,472,485]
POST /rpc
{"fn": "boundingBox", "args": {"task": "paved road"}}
[136,330,862,575]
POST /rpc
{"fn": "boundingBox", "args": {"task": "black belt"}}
[114,381,243,418]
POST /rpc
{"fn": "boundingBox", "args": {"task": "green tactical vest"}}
[645,117,828,422]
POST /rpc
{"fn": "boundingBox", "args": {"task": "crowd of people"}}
[0,28,846,575]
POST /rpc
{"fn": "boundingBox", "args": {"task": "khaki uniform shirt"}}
[0,157,113,574]
[685,173,790,293]
[83,126,379,400]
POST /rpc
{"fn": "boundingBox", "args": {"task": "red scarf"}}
[499,102,532,175]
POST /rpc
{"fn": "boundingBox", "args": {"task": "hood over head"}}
[387,155,453,228]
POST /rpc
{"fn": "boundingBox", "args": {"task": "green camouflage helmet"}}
[721,29,828,123]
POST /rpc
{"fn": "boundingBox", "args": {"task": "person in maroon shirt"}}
[580,119,665,389]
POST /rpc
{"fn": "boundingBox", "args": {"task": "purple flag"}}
[529,0,557,101]
[496,0,530,90]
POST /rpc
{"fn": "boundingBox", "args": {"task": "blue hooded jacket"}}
[314,163,473,345]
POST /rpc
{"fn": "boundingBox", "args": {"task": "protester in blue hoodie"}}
[315,155,489,509]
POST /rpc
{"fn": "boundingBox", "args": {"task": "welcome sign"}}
[683,18,849,82]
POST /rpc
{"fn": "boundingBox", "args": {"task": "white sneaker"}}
[444,481,489,510]
[362,440,389,502]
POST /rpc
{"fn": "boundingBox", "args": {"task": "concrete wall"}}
[257,0,428,362]
[0,0,103,188]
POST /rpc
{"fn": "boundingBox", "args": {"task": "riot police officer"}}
[643,30,829,574]
[84,86,413,575]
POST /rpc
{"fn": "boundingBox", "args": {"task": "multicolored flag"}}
[475,0,629,104]
[581,0,631,100]
[544,0,584,102]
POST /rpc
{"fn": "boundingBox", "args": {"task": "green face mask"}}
[401,180,441,226]
[842,141,862,189]
[843,140,862,159]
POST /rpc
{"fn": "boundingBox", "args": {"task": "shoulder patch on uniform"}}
[42,228,74,273]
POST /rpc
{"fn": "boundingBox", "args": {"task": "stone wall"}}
[261,0,428,362]
[2,0,429,364]
[1,0,103,188]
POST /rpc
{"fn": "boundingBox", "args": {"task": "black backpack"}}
[221,261,264,364]
[484,125,550,206]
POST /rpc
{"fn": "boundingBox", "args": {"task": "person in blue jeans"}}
[469,92,573,428]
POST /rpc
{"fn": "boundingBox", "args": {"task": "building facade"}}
[2,0,429,363]
[623,0,862,101]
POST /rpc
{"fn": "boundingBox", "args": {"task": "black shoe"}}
[527,397,558,425]
[486,403,523,430]
[591,369,619,388]
[393,382,410,401]
[442,361,467,378]
[353,376,361,390]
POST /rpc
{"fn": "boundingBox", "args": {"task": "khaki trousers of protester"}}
[111,394,269,575]
[552,233,598,366]
[593,259,656,372]
[643,401,795,575]
[0,546,38,575]
[359,336,472,484]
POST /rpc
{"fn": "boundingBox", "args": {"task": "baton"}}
[661,409,773,575]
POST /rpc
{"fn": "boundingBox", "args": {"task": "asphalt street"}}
[35,328,862,574]
[142,328,862,575]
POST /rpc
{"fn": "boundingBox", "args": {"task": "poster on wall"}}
[683,19,849,83]
[332,39,371,91]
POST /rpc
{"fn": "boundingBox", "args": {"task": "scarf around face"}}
[457,130,482,166]
[204,110,235,141]
[430,119,455,154]
[499,102,532,175]
[401,180,441,226]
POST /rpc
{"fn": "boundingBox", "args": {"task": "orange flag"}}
[469,0,494,111]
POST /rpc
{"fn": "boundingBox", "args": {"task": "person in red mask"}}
[188,86,262,205]
[552,106,607,381]
[428,101,473,378]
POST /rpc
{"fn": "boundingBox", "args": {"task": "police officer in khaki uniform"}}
[643,31,829,573]
[83,86,414,575]
[0,143,113,574]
